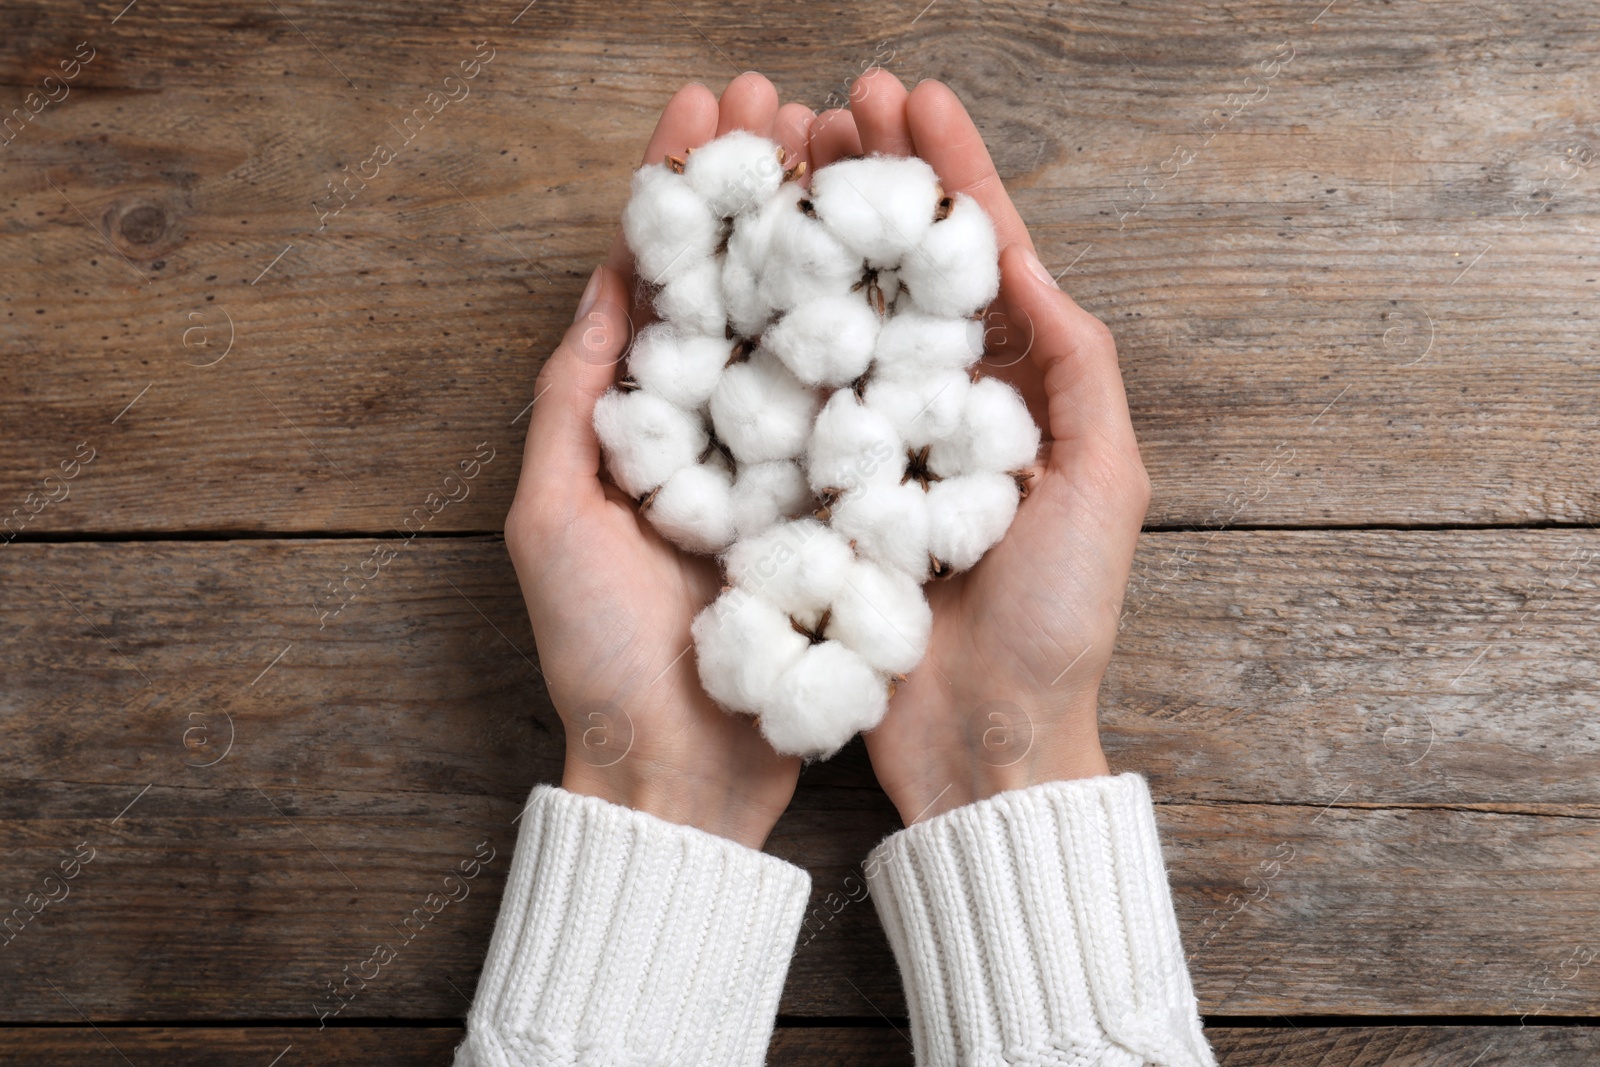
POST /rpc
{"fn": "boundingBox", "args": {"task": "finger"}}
[809,107,863,168]
[773,102,816,185]
[520,264,635,506]
[715,71,780,137]
[604,82,722,277]
[848,67,914,156]
[906,79,1033,253]
[996,244,1140,464]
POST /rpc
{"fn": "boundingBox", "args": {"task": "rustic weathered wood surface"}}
[2,0,1595,1062]
[2,537,1597,1024]
[1,0,1597,534]
[0,1026,1596,1066]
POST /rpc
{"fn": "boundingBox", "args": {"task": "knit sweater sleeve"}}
[863,773,1216,1067]
[453,784,812,1067]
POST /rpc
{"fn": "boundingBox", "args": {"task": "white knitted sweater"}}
[454,773,1215,1066]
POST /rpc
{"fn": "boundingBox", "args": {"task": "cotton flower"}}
[828,479,930,580]
[599,132,1036,760]
[761,183,862,313]
[682,130,785,219]
[863,368,970,450]
[929,376,1042,478]
[627,323,733,410]
[646,462,736,552]
[692,589,808,715]
[592,388,707,497]
[653,255,728,336]
[710,350,819,465]
[722,187,791,337]
[731,460,811,539]
[758,640,887,758]
[901,191,1001,318]
[925,472,1021,573]
[724,518,853,620]
[621,164,723,286]
[762,293,881,388]
[828,559,932,675]
[809,155,941,267]
[807,389,905,494]
[871,307,986,378]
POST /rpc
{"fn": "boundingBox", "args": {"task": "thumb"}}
[997,243,1138,462]
[520,264,635,502]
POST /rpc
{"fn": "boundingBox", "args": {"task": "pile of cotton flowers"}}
[592,130,1040,759]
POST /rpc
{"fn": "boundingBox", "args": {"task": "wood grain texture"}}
[2,534,1597,1019]
[0,1026,1593,1065]
[1,0,1596,534]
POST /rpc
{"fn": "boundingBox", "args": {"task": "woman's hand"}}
[814,71,1152,826]
[504,74,821,850]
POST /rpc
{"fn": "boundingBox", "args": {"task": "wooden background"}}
[2,0,1597,1062]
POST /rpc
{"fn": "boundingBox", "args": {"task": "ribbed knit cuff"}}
[864,773,1215,1067]
[455,785,812,1067]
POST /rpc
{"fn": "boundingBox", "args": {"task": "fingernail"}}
[572,266,602,324]
[1022,247,1059,290]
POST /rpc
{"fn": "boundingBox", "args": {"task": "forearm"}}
[454,785,811,1067]
[864,773,1216,1067]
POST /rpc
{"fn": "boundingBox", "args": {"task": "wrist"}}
[561,755,783,851]
[891,697,1110,826]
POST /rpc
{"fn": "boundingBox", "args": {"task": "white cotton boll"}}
[871,308,986,378]
[622,165,724,286]
[809,155,942,267]
[806,389,905,494]
[682,130,784,219]
[692,589,808,715]
[646,462,736,552]
[626,324,732,411]
[762,183,862,314]
[709,351,818,465]
[724,518,853,618]
[759,641,888,758]
[731,460,811,539]
[829,479,930,580]
[925,472,1021,572]
[592,388,708,498]
[722,185,794,337]
[828,559,932,676]
[762,294,881,388]
[653,255,728,336]
[902,192,1001,318]
[928,377,1042,478]
[863,368,971,450]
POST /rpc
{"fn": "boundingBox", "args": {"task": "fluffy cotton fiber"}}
[646,462,735,553]
[758,641,887,759]
[598,133,1039,759]
[620,166,723,286]
[682,130,784,219]
[900,192,1001,318]
[926,472,1021,572]
[827,559,932,675]
[809,155,942,267]
[592,388,706,498]
[710,351,818,465]
[692,589,808,715]
[807,390,905,494]
[627,324,732,411]
[929,377,1042,478]
[763,294,880,388]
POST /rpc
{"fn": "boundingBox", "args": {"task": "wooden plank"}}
[0,1027,1592,1065]
[2,533,1597,1018]
[0,1027,463,1064]
[1,0,1596,533]
[1208,1027,1600,1065]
